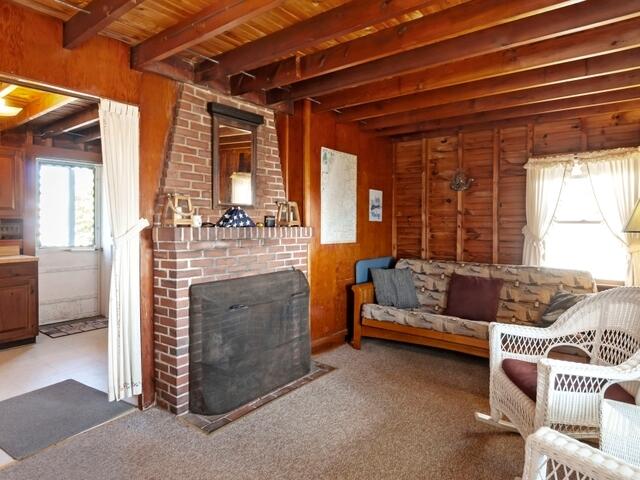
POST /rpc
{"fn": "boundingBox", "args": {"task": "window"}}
[543,166,627,282]
[37,160,100,249]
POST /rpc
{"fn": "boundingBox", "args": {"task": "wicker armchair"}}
[522,427,640,480]
[522,400,640,480]
[482,287,640,439]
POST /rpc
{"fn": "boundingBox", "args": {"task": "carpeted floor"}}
[0,340,524,480]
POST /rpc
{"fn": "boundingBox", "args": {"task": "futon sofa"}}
[351,259,597,357]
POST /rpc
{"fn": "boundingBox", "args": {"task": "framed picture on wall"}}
[369,189,382,222]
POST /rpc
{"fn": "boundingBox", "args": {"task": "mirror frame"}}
[208,102,264,208]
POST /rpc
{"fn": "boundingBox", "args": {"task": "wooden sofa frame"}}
[351,282,490,358]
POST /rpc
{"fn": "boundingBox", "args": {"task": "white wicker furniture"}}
[522,427,640,480]
[485,287,640,439]
[601,400,640,467]
[522,400,640,479]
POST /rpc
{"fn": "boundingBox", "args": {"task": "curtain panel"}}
[99,99,148,401]
[525,147,640,285]
[522,163,567,266]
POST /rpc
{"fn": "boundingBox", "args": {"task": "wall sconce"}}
[450,169,474,192]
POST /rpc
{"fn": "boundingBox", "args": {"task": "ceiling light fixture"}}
[0,98,22,117]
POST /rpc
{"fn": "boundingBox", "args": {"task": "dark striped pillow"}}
[540,292,589,325]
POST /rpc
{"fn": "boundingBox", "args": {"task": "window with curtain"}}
[37,160,100,249]
[542,165,627,282]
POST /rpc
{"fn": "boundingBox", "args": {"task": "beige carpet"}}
[0,340,524,480]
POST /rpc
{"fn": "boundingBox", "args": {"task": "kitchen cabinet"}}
[0,147,24,218]
[0,258,38,346]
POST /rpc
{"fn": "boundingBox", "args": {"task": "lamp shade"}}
[625,199,640,233]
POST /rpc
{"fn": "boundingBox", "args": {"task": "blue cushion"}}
[355,256,395,284]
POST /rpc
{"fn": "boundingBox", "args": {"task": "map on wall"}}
[320,147,357,244]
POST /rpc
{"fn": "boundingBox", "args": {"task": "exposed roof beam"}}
[227,0,579,95]
[338,48,640,122]
[64,0,141,49]
[314,18,640,112]
[196,0,471,83]
[73,125,102,143]
[376,87,640,136]
[39,105,99,138]
[0,93,76,131]
[267,0,640,103]
[392,99,640,141]
[362,70,640,130]
[131,0,285,68]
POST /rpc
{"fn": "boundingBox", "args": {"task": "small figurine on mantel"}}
[276,201,301,227]
[162,193,195,227]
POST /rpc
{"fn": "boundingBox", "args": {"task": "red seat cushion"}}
[502,358,635,404]
[443,273,503,322]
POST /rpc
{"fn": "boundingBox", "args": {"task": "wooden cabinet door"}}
[0,147,24,218]
[0,276,37,343]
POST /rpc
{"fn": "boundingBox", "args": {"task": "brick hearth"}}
[152,82,313,414]
[153,226,312,414]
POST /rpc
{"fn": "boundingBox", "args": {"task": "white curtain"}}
[586,150,640,286]
[99,99,148,401]
[522,162,567,265]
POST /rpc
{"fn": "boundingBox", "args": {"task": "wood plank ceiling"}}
[0,83,100,145]
[11,0,640,139]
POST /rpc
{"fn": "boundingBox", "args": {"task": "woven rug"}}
[39,317,108,338]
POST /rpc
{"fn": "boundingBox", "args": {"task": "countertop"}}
[0,255,38,265]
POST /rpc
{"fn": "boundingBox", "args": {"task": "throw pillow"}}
[443,273,503,322]
[370,268,420,309]
[540,291,589,326]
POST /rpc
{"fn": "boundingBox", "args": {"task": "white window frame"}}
[36,158,102,251]
[544,172,627,284]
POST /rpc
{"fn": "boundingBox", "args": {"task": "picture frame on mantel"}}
[369,189,382,222]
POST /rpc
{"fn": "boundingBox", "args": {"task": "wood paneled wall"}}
[393,109,640,264]
[278,101,394,351]
[0,2,179,409]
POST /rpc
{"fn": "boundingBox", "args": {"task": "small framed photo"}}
[369,189,382,222]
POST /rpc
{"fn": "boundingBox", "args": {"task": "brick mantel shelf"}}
[152,226,313,414]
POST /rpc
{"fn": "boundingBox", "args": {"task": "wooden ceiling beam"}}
[228,0,578,96]
[131,0,285,68]
[392,99,640,141]
[195,0,446,84]
[73,125,102,144]
[375,87,640,136]
[64,0,141,49]
[362,70,640,130]
[39,105,99,138]
[0,93,76,131]
[314,18,640,112]
[267,0,640,104]
[338,48,640,122]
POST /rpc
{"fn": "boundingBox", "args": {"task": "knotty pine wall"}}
[393,109,640,264]
[278,100,393,351]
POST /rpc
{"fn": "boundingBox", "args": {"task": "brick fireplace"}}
[152,84,312,414]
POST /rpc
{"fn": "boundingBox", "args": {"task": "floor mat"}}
[39,317,108,338]
[0,379,133,460]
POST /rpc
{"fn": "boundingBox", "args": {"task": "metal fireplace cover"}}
[189,269,311,415]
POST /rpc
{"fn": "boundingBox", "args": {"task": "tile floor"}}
[0,329,109,469]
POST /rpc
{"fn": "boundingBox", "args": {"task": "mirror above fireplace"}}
[208,102,264,208]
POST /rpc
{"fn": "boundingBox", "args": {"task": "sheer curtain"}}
[99,99,148,401]
[522,162,567,266]
[586,149,640,286]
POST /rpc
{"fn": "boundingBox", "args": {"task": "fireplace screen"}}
[189,269,311,415]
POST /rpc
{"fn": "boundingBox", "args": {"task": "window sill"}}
[596,279,625,292]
